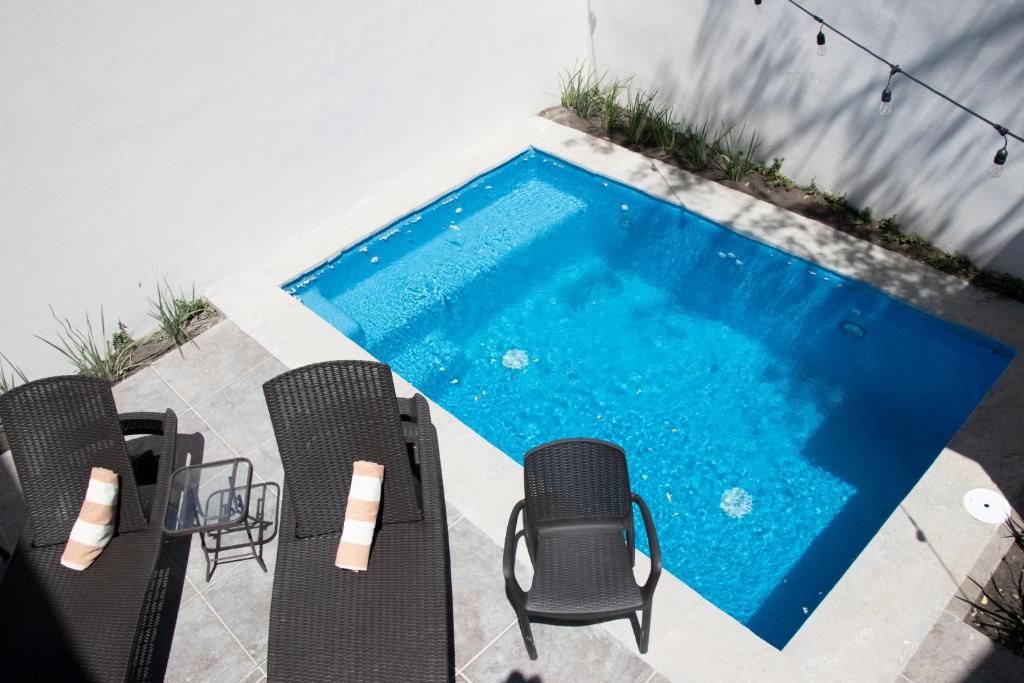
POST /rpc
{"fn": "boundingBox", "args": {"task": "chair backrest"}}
[523,438,632,526]
[263,361,422,537]
[0,376,148,546]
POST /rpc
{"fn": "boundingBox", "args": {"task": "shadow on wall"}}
[590,0,1024,275]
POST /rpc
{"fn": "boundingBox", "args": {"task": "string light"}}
[879,65,899,115]
[992,126,1009,178]
[753,0,1020,177]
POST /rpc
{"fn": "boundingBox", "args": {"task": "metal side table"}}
[162,457,279,581]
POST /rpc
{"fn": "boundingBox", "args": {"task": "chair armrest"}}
[398,394,431,467]
[121,410,178,530]
[631,493,662,599]
[503,499,528,606]
[119,412,170,436]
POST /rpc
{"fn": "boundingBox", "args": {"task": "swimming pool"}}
[286,148,1014,648]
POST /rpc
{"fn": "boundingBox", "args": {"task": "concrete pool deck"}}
[203,115,1024,681]
[3,114,1021,681]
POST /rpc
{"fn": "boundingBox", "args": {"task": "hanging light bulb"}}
[991,126,1009,178]
[754,0,764,14]
[816,22,827,56]
[879,88,892,115]
[879,65,899,115]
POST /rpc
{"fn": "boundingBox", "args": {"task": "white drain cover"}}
[501,349,529,370]
[720,487,753,519]
[963,489,1011,524]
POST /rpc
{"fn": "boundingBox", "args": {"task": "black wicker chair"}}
[503,438,661,659]
[0,375,178,681]
[262,361,453,682]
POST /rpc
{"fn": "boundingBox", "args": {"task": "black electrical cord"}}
[773,0,1022,146]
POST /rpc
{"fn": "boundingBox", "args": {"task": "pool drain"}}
[502,349,529,370]
[720,487,753,518]
[962,488,1012,524]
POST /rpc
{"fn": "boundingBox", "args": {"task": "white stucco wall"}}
[3,1,1022,379]
[0,1,587,377]
[588,0,1024,275]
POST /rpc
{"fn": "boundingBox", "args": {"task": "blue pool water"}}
[287,149,1014,647]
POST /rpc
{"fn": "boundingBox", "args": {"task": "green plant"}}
[0,351,28,437]
[853,206,874,225]
[927,251,979,278]
[878,214,900,237]
[600,77,629,132]
[623,88,659,146]
[559,64,604,120]
[149,280,211,347]
[112,321,134,355]
[0,351,27,396]
[803,178,820,196]
[961,518,1024,654]
[684,117,725,171]
[37,308,136,382]
[757,157,794,189]
[823,190,850,212]
[652,108,680,155]
[878,215,931,248]
[718,122,762,183]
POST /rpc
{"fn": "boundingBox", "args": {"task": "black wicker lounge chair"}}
[263,361,453,682]
[0,376,178,681]
[503,438,661,659]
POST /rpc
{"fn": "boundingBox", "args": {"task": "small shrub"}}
[878,215,931,248]
[623,89,659,147]
[804,178,820,196]
[600,77,629,132]
[38,308,136,382]
[112,321,134,355]
[962,518,1024,654]
[927,251,979,279]
[718,123,762,183]
[854,206,874,225]
[0,351,27,396]
[878,214,900,237]
[653,108,680,156]
[823,190,850,212]
[757,158,794,189]
[559,64,603,120]
[0,351,28,436]
[684,118,724,171]
[975,271,1024,301]
[149,280,211,347]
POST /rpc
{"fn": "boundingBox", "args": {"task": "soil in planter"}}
[965,533,1024,657]
[119,307,223,382]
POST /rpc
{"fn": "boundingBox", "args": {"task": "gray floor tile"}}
[462,618,654,683]
[449,518,520,668]
[164,592,255,683]
[238,668,266,683]
[446,500,463,526]
[155,320,273,404]
[902,611,1024,683]
[246,439,284,487]
[176,410,239,464]
[201,541,277,663]
[193,358,287,456]
[113,366,189,415]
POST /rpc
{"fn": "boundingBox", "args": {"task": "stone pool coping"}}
[206,115,1024,682]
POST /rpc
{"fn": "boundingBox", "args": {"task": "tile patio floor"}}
[116,319,668,683]
[2,316,1022,681]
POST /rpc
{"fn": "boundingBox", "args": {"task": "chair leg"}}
[515,608,538,660]
[638,605,653,654]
